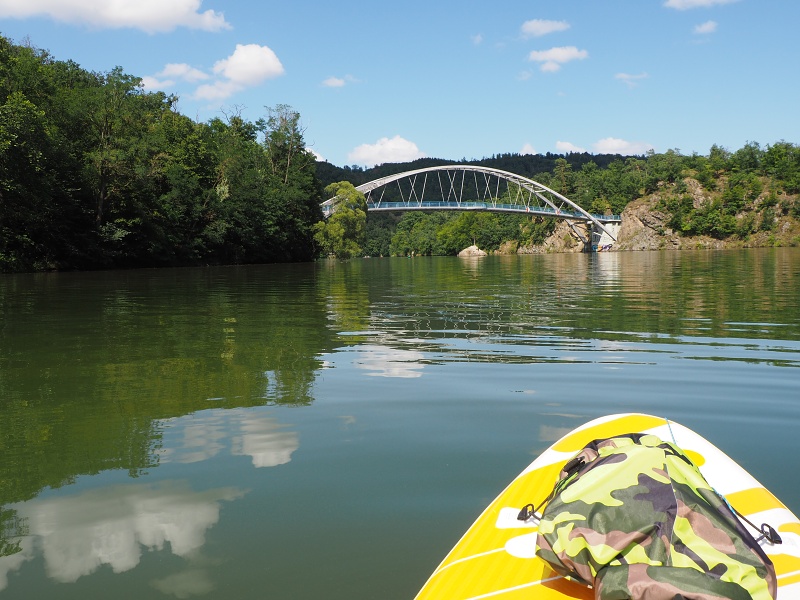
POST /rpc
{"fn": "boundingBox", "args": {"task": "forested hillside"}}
[2,35,799,271]
[321,145,800,257]
[0,36,323,272]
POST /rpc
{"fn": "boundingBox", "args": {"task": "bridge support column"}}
[592,222,621,252]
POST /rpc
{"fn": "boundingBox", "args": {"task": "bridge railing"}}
[365,200,620,222]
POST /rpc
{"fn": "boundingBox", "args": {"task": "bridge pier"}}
[592,221,621,252]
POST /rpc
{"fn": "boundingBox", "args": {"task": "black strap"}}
[730,504,782,545]
[517,456,586,522]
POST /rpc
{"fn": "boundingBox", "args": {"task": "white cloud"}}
[213,44,284,85]
[143,63,212,93]
[308,147,325,161]
[194,80,242,101]
[323,76,346,88]
[322,74,358,88]
[556,141,586,153]
[347,136,426,167]
[593,137,654,154]
[615,72,649,88]
[694,20,718,34]
[140,75,172,91]
[159,63,210,82]
[528,46,588,72]
[142,63,211,92]
[521,143,537,155]
[521,19,570,38]
[192,44,284,101]
[0,0,231,33]
[471,33,483,45]
[664,0,738,9]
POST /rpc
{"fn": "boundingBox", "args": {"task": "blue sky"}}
[1,0,798,167]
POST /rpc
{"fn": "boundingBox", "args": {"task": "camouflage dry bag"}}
[523,433,778,600]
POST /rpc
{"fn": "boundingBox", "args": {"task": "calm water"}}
[1,249,799,599]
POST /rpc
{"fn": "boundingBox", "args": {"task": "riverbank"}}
[513,177,800,254]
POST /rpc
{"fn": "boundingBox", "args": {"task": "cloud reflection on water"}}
[0,408,299,593]
[3,481,243,590]
[159,410,299,468]
[353,345,425,378]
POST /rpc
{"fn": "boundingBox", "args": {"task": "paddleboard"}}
[414,413,800,599]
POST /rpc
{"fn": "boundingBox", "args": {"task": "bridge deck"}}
[336,200,621,223]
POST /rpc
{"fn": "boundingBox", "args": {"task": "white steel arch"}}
[321,165,619,240]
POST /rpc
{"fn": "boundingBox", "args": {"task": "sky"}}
[1,0,798,168]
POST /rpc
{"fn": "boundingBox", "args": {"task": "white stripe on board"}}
[432,548,506,576]
[464,575,571,600]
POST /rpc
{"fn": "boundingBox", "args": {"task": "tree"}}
[263,104,307,185]
[313,181,367,259]
[82,67,143,228]
[554,158,573,195]
[0,92,58,270]
[708,144,730,176]
[730,141,763,173]
[645,149,683,193]
[259,104,323,261]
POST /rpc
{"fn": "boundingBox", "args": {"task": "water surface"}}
[1,249,799,599]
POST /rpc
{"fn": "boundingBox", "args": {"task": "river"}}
[1,249,799,599]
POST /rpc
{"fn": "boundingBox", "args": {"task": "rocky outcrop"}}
[458,245,487,257]
[518,219,589,254]
[614,178,800,251]
[614,197,681,251]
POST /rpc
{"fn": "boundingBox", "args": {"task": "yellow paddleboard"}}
[414,413,800,599]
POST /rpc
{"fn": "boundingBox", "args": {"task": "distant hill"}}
[315,152,634,191]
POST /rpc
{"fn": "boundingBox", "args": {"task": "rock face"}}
[609,177,799,251]
[614,197,681,251]
[458,245,487,257]
[518,220,589,254]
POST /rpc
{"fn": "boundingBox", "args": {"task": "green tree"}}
[313,181,367,259]
[553,158,573,195]
[763,141,800,193]
[259,105,323,262]
[730,141,763,173]
[708,144,730,176]
[645,149,683,193]
[362,213,397,256]
[0,91,58,270]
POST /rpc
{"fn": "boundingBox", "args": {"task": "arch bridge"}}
[321,165,621,244]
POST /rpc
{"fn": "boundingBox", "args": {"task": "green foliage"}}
[0,35,322,272]
[760,207,776,232]
[709,144,730,175]
[644,149,684,193]
[313,181,367,259]
[763,141,800,194]
[730,141,763,173]
[390,212,446,256]
[385,211,552,256]
[362,213,398,256]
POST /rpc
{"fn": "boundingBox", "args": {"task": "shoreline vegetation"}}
[1,35,799,273]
